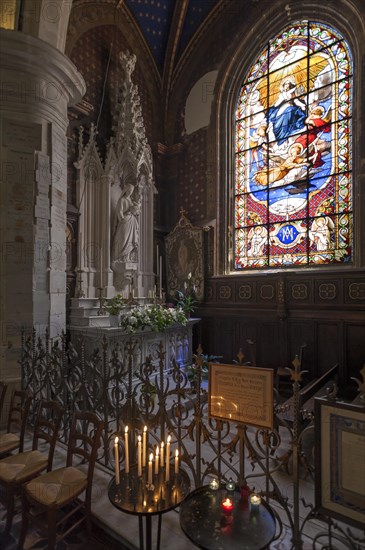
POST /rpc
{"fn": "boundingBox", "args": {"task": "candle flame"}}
[156,446,159,455]
[167,435,171,443]
[175,449,179,457]
[149,452,153,461]
[125,426,128,434]
[161,441,164,448]
[144,425,147,432]
[138,435,141,442]
[115,436,119,444]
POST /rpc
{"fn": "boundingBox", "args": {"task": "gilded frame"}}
[165,211,204,302]
[314,398,365,529]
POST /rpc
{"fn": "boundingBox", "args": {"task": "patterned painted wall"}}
[177,129,208,223]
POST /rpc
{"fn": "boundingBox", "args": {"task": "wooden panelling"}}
[316,323,342,376]
[345,324,365,380]
[196,270,365,387]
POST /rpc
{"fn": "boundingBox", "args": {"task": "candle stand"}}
[97,287,105,316]
[108,464,190,550]
[179,484,276,550]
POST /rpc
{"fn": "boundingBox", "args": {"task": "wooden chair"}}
[0,399,64,534]
[0,390,32,457]
[0,381,8,424]
[18,410,104,550]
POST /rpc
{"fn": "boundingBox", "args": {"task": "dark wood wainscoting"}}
[194,269,365,392]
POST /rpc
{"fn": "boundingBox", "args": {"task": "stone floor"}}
[1,425,363,549]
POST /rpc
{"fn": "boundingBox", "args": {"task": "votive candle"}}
[148,452,153,485]
[137,435,142,477]
[124,426,129,474]
[209,478,219,491]
[114,437,120,485]
[222,497,233,513]
[250,493,261,509]
[174,449,179,474]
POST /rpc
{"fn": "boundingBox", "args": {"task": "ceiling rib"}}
[162,0,190,136]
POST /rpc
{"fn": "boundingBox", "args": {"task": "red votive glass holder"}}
[221,497,233,514]
[240,484,250,501]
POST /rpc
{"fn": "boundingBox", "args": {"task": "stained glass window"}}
[234,21,352,269]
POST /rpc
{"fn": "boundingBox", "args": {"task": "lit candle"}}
[142,426,147,467]
[209,478,219,491]
[148,452,153,485]
[160,441,164,467]
[174,449,179,474]
[166,436,171,482]
[166,435,171,466]
[137,435,142,477]
[114,437,120,485]
[155,446,159,475]
[226,477,235,491]
[124,426,129,474]
[222,497,233,513]
[250,493,261,509]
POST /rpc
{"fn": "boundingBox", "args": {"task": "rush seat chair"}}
[0,381,8,424]
[0,399,64,534]
[18,410,104,550]
[0,390,32,457]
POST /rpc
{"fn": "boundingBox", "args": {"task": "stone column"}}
[0,29,85,380]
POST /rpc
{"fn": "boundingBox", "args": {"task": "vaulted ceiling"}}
[125,0,221,74]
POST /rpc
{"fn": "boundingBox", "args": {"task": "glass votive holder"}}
[225,477,236,491]
[221,497,233,514]
[250,493,261,511]
[240,484,250,500]
[209,478,219,491]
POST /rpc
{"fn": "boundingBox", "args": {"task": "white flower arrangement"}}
[120,304,188,333]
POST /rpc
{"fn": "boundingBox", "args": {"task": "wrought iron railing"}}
[19,328,365,550]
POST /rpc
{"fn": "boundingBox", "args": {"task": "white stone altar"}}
[70,317,199,375]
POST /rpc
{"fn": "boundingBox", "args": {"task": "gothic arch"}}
[213,0,365,274]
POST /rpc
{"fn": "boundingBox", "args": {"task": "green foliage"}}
[176,290,197,315]
[187,354,223,384]
[141,382,157,397]
[105,294,126,316]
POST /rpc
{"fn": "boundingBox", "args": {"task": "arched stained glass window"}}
[234,21,352,269]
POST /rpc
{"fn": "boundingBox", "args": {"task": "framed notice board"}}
[208,363,274,429]
[315,398,365,529]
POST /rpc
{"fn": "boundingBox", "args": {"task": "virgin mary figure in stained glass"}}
[234,22,352,269]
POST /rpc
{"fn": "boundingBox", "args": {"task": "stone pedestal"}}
[69,319,200,375]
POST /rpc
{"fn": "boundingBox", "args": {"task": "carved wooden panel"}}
[198,270,365,386]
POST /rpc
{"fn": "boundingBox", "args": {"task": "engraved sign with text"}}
[209,364,274,429]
